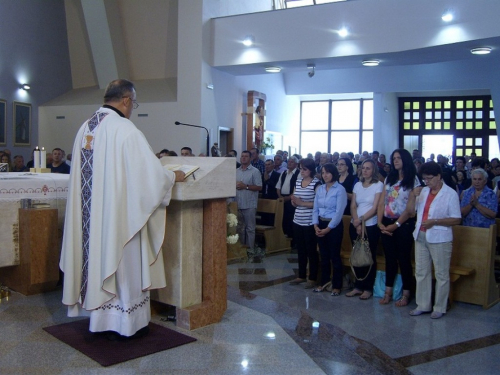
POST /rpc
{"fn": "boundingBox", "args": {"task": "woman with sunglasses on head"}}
[312,163,347,296]
[289,158,321,289]
[377,149,420,307]
[347,159,384,300]
[406,162,461,319]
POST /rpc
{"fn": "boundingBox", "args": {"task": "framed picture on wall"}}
[13,101,31,146]
[0,99,6,146]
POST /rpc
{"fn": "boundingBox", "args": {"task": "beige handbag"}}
[349,219,373,281]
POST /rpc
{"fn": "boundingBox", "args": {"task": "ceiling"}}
[215,36,500,76]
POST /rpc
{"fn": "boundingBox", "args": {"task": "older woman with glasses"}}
[460,168,497,228]
[406,162,461,319]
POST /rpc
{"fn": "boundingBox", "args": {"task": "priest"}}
[60,79,184,339]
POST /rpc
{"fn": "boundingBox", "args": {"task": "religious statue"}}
[254,106,264,149]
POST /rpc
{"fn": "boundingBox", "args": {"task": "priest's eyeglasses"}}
[123,96,139,109]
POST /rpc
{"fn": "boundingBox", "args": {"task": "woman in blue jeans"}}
[312,163,347,296]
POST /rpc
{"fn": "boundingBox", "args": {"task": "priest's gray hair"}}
[104,79,135,103]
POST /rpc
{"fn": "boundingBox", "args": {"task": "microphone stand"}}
[174,121,210,156]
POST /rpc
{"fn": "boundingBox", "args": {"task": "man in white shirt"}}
[236,151,262,250]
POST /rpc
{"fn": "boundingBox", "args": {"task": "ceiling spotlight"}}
[338,27,348,37]
[307,63,315,78]
[470,47,491,55]
[242,35,255,47]
[265,67,281,73]
[20,83,31,90]
[442,12,453,22]
[362,60,380,67]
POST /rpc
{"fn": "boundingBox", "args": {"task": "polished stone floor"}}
[1,251,499,374]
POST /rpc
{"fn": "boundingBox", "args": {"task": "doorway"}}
[218,127,233,156]
[422,134,454,162]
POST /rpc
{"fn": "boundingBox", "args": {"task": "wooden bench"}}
[255,198,290,254]
[338,216,500,308]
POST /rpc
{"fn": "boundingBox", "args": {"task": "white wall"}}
[373,92,398,156]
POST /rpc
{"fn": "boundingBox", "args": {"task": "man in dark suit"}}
[262,159,280,199]
[259,159,281,226]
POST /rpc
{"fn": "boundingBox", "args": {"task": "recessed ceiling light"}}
[442,12,453,22]
[242,35,255,47]
[470,47,491,55]
[265,67,281,73]
[338,27,348,37]
[362,60,379,67]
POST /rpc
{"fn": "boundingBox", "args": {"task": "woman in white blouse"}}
[406,161,461,319]
[347,159,383,300]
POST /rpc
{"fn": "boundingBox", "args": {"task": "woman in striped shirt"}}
[289,158,321,289]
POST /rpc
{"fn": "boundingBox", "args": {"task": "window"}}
[300,99,373,156]
[399,96,497,161]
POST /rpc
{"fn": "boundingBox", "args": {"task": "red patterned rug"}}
[43,319,196,367]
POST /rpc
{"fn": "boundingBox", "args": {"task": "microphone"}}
[175,121,210,156]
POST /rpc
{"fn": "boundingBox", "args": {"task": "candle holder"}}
[29,168,51,173]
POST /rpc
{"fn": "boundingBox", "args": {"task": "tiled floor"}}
[1,251,500,374]
[227,252,500,374]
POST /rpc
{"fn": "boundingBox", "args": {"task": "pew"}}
[339,216,499,308]
[255,198,291,254]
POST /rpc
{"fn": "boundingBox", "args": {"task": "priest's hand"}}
[173,170,186,181]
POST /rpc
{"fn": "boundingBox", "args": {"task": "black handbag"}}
[349,219,373,281]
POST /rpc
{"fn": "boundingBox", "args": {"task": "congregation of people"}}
[3,132,498,323]
[232,146,499,319]
[1,147,71,173]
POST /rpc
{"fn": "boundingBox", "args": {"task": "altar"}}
[0,172,69,268]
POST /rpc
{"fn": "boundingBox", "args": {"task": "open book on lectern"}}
[163,164,199,179]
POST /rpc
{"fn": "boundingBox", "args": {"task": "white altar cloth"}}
[0,172,69,268]
[0,172,69,201]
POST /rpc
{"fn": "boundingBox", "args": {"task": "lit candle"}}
[34,146,40,169]
[41,147,46,169]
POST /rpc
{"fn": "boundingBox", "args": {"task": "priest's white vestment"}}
[60,107,175,336]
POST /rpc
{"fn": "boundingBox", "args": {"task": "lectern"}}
[151,156,236,330]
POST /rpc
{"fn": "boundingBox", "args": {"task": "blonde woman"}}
[347,159,383,300]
